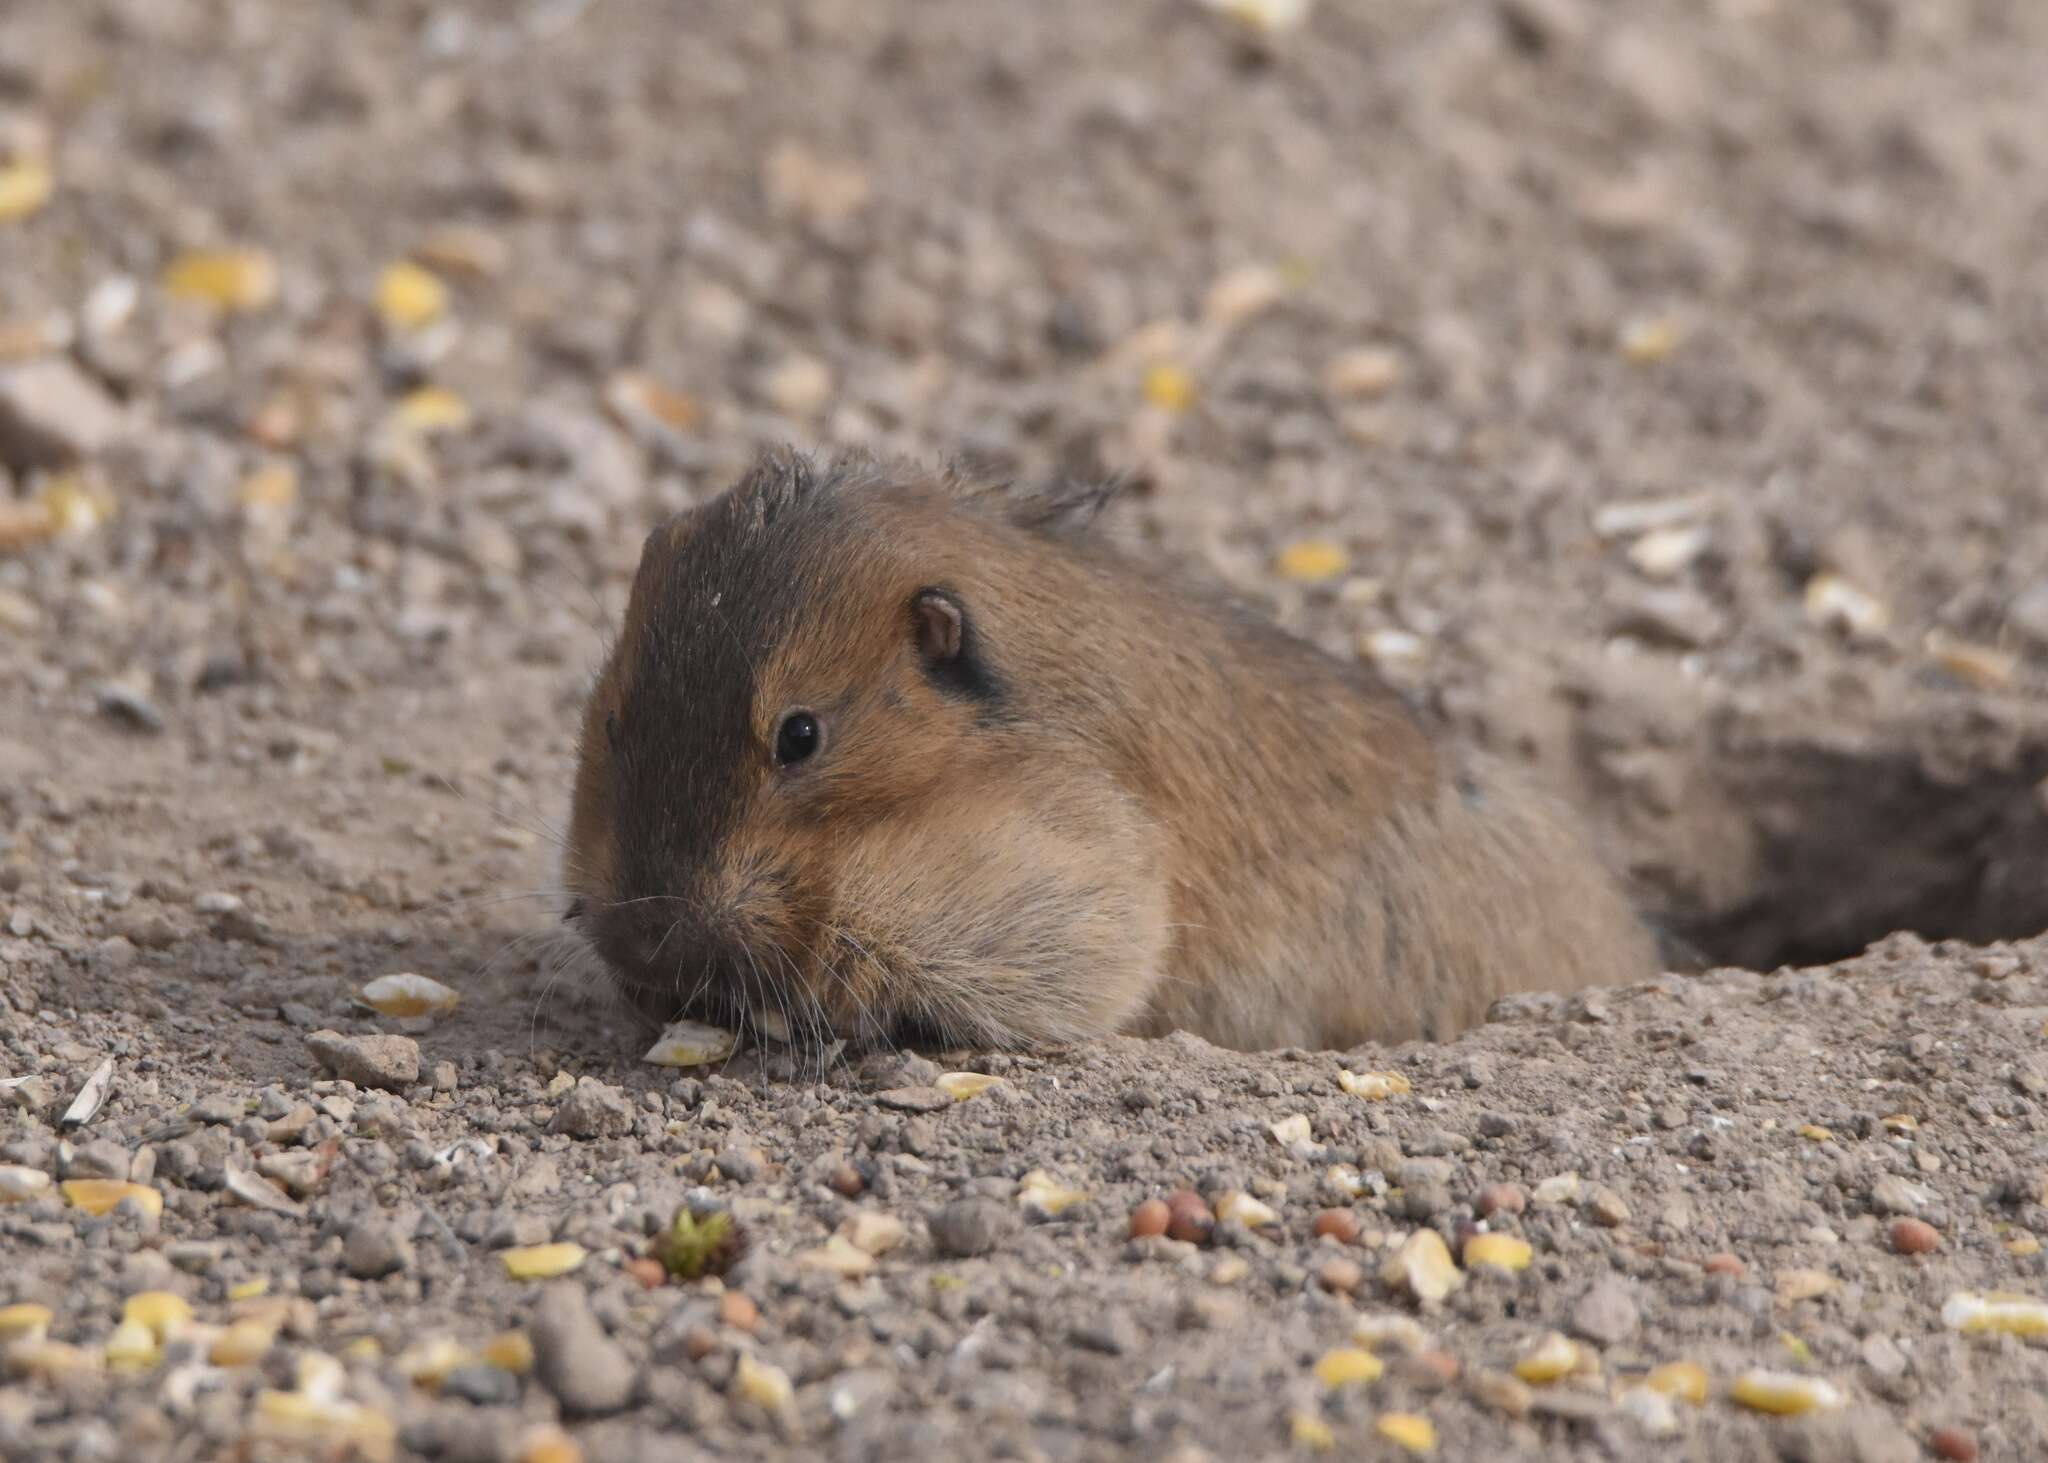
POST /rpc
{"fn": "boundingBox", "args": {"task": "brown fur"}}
[563,451,1655,1053]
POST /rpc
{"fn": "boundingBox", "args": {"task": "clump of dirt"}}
[2,0,2047,1459]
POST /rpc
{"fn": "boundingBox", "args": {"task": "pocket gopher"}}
[563,451,1655,1052]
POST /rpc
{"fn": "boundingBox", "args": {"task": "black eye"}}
[775,711,821,766]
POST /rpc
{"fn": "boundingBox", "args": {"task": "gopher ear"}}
[911,588,1001,703]
[912,589,964,663]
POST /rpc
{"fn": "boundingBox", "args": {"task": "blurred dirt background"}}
[2,0,2047,1459]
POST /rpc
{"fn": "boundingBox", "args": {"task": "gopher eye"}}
[774,711,821,766]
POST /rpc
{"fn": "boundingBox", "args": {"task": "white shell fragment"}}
[357,973,461,1018]
[61,1057,115,1129]
[0,1165,53,1204]
[642,1020,740,1068]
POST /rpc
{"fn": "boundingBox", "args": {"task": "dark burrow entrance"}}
[1603,726,2048,974]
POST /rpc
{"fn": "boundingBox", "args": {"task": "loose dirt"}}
[1,1,2046,1459]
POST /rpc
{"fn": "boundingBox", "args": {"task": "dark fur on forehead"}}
[721,448,1130,540]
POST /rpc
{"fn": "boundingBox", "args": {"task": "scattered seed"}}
[1316,1258,1364,1295]
[839,1210,908,1257]
[1475,1184,1525,1218]
[1469,1370,1533,1418]
[209,1317,279,1367]
[1352,1314,1430,1353]
[1164,1189,1215,1243]
[1322,346,1402,400]
[1200,0,1316,36]
[798,1233,876,1279]
[1804,573,1889,641]
[0,1304,52,1342]
[1202,265,1286,329]
[60,1178,161,1219]
[1512,1332,1582,1385]
[1798,1124,1834,1142]
[1463,1233,1532,1273]
[499,1243,588,1280]
[1880,1113,1918,1133]
[517,1425,584,1463]
[935,1072,1005,1102]
[102,1320,158,1370]
[358,973,460,1018]
[1276,540,1348,585]
[1921,630,2014,690]
[1728,1369,1844,1416]
[373,261,449,332]
[1645,1360,1709,1405]
[1617,1386,1679,1438]
[1140,362,1196,413]
[1531,1173,1580,1206]
[160,248,278,312]
[605,370,700,435]
[1269,1113,1313,1149]
[1376,1413,1436,1455]
[1618,316,1681,364]
[1313,1346,1384,1389]
[1702,1252,1745,1278]
[642,1020,740,1068]
[123,1291,193,1341]
[1130,1199,1171,1240]
[1338,1069,1410,1101]
[396,1337,468,1388]
[1941,1291,2048,1337]
[1018,1170,1091,1219]
[734,1353,793,1411]
[1774,1269,1835,1303]
[483,1331,536,1373]
[0,159,53,222]
[1324,1165,1368,1200]
[1313,1209,1359,1243]
[389,385,473,435]
[1626,525,1709,579]
[1928,1425,1979,1462]
[1288,1411,1335,1451]
[1890,1218,1940,1255]
[1381,1230,1462,1306]
[1213,1191,1279,1229]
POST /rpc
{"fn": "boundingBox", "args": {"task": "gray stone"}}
[549,1077,634,1140]
[928,1198,1012,1258]
[0,357,129,470]
[1571,1277,1641,1346]
[532,1283,637,1415]
[342,1217,413,1279]
[441,1363,519,1406]
[874,1086,950,1114]
[305,1030,419,1091]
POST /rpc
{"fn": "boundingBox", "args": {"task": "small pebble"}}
[1475,1183,1525,1218]
[1315,1257,1363,1295]
[1312,1208,1359,1243]
[929,1198,1010,1258]
[717,1292,758,1332]
[1130,1199,1170,1240]
[1702,1252,1745,1278]
[1928,1426,1978,1462]
[1165,1189,1214,1245]
[1890,1218,1940,1255]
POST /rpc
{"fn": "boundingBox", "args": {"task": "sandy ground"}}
[2,0,2047,1459]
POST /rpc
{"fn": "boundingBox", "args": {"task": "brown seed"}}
[621,1256,666,1289]
[1702,1252,1745,1278]
[1130,1199,1171,1240]
[718,1291,759,1332]
[682,1326,718,1362]
[1475,1183,1526,1218]
[1165,1189,1214,1245]
[1405,1348,1460,1388]
[1315,1258,1364,1295]
[828,1162,865,1198]
[1890,1218,1940,1255]
[1313,1208,1360,1243]
[1928,1426,1978,1462]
